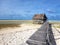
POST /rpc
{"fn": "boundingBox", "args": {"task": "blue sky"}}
[0,0,60,20]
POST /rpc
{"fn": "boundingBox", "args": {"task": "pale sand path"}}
[0,24,41,45]
[52,26,60,45]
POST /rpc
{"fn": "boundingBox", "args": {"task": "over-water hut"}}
[33,14,47,24]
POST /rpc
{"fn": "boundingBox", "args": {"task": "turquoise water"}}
[48,20,60,23]
[48,20,60,22]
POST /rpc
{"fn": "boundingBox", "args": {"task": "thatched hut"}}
[33,14,47,24]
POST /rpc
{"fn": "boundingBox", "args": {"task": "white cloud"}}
[46,9,56,13]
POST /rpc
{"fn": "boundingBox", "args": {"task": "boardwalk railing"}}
[26,21,56,45]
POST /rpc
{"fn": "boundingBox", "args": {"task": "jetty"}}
[26,21,56,45]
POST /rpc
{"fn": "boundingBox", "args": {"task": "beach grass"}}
[0,20,33,24]
[0,20,41,29]
[0,24,20,29]
[49,21,60,28]
[53,24,60,28]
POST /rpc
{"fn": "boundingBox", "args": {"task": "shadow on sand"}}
[48,24,56,45]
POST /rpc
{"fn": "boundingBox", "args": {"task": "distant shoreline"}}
[0,20,60,24]
[0,20,60,21]
[0,19,60,20]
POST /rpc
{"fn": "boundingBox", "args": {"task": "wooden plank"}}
[26,21,56,45]
[47,24,56,45]
[26,39,47,45]
[26,22,49,45]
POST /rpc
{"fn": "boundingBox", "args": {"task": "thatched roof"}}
[33,14,47,20]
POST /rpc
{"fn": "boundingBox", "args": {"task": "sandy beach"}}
[0,23,41,45]
[0,22,60,45]
[52,24,60,45]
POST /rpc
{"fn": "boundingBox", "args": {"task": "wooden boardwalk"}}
[26,21,56,45]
